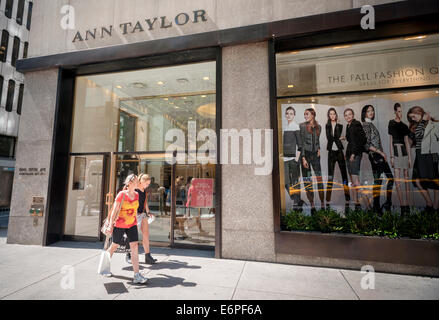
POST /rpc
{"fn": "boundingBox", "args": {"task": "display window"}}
[276,34,439,239]
[65,60,217,246]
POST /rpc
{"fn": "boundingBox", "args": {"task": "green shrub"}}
[283,207,439,240]
[400,209,439,239]
[311,208,344,233]
[344,208,379,235]
[284,210,312,232]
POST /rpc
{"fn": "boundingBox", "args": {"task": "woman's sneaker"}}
[133,273,148,284]
[101,270,112,278]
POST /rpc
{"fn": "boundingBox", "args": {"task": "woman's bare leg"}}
[141,218,150,254]
[130,242,140,274]
[107,242,119,257]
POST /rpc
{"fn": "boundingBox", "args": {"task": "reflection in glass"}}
[65,155,104,237]
[71,61,216,153]
[173,164,215,247]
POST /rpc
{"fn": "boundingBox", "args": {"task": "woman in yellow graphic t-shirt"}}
[104,174,148,284]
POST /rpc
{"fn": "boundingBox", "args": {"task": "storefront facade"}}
[7,0,439,276]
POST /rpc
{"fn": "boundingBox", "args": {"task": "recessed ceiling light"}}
[116,85,122,89]
[175,106,179,109]
[404,35,427,41]
[130,82,147,89]
[157,81,164,85]
[182,97,187,99]
[288,85,294,88]
[201,95,207,98]
[203,77,209,81]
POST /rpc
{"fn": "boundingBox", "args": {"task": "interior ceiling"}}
[84,61,216,99]
[81,61,216,124]
[120,93,216,122]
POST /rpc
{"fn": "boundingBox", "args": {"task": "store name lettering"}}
[328,67,439,84]
[72,10,208,42]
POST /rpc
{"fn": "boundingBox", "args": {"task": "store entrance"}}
[114,153,215,248]
[63,152,216,249]
[115,153,172,244]
[62,59,218,250]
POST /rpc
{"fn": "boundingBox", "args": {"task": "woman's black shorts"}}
[112,225,138,245]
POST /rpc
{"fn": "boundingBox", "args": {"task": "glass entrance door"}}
[64,154,108,240]
[115,153,172,244]
[113,154,215,248]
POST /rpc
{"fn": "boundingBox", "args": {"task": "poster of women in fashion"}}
[280,91,439,215]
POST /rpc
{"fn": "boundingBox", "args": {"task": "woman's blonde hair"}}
[138,173,151,182]
[124,174,137,186]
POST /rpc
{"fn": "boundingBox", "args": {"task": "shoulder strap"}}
[113,191,125,223]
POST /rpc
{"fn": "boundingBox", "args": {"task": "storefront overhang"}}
[16,0,439,74]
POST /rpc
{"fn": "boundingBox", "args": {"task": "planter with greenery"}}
[282,208,439,240]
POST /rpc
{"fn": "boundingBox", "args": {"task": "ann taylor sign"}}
[72,10,208,42]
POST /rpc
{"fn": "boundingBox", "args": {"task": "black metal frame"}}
[44,48,222,258]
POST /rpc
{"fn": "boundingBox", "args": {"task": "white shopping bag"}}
[97,237,111,275]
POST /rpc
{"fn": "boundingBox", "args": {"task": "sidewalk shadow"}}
[131,274,197,289]
[122,260,202,272]
[48,241,104,250]
[108,274,196,289]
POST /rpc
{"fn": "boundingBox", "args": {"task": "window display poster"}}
[279,91,439,214]
[189,178,214,208]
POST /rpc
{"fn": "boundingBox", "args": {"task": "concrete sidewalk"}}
[0,229,438,300]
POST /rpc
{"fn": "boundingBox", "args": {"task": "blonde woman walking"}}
[104,174,148,284]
